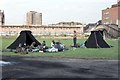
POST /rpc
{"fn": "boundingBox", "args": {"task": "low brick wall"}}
[0,25,84,36]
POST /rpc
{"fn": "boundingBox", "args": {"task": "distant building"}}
[49,22,83,27]
[26,11,42,25]
[0,10,5,25]
[102,1,120,25]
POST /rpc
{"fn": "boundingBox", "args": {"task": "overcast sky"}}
[0,0,117,25]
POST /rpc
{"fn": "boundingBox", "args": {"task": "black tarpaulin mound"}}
[7,30,41,49]
[84,30,110,48]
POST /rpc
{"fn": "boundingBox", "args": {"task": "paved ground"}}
[1,56,119,78]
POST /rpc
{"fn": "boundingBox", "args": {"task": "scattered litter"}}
[0,61,16,66]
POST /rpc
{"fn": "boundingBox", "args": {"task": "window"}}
[105,17,109,19]
[104,12,110,15]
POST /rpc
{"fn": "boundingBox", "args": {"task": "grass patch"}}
[0,37,119,59]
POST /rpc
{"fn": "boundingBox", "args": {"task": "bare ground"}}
[1,56,119,79]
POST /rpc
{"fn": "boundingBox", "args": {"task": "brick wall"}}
[0,25,84,36]
[102,5,120,25]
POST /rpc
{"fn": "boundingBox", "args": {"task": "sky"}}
[0,0,117,25]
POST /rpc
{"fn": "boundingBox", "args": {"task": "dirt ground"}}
[1,56,119,79]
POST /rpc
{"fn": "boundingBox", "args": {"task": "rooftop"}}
[111,1,120,8]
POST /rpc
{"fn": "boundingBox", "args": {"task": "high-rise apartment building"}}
[102,1,120,25]
[0,10,5,25]
[26,11,42,25]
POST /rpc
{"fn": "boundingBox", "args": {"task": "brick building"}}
[102,1,120,25]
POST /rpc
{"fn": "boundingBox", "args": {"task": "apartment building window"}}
[106,12,110,14]
[105,16,110,20]
[104,12,110,15]
[104,20,110,24]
